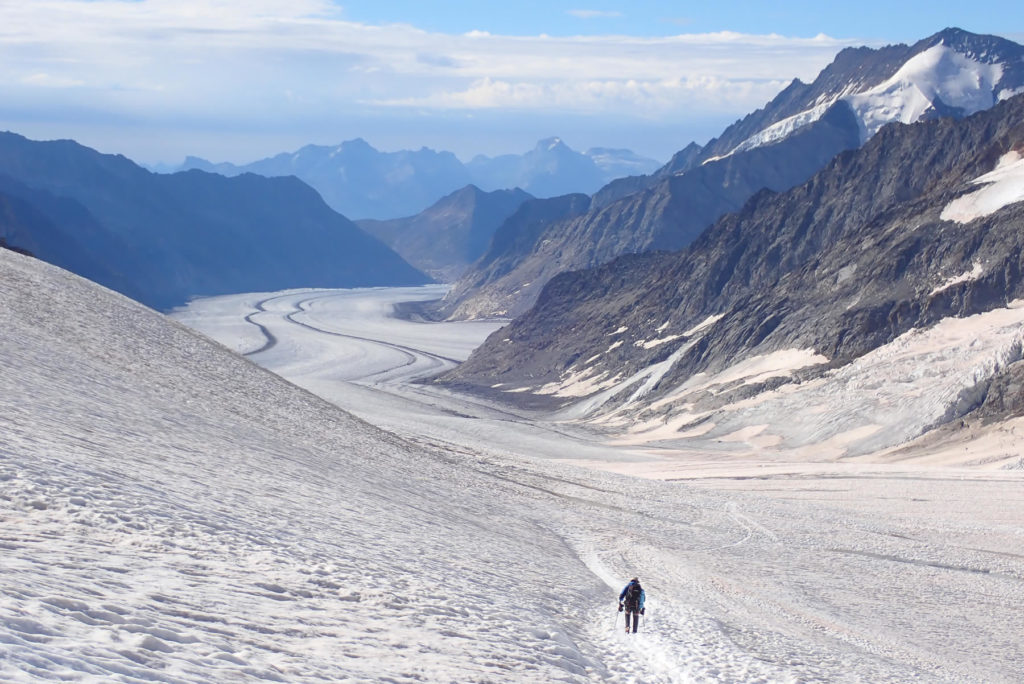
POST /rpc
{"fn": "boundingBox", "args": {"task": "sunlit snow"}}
[941,150,1024,223]
[4,251,1024,682]
[622,303,1024,463]
[929,261,985,295]
[847,44,1003,140]
[714,44,1009,161]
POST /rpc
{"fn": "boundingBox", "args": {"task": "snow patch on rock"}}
[683,313,725,337]
[930,262,986,295]
[941,150,1024,223]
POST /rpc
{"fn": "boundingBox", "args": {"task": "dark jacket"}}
[619,580,646,611]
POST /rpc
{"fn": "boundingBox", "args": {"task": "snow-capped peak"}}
[847,44,1004,141]
[709,38,1019,164]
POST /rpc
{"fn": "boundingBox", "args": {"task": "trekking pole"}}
[613,607,619,631]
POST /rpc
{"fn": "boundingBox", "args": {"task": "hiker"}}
[618,577,645,633]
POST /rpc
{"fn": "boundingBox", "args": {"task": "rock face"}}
[441,28,1024,321]
[356,186,532,282]
[0,133,429,310]
[442,102,863,320]
[440,94,1024,451]
[439,193,594,318]
[182,138,659,221]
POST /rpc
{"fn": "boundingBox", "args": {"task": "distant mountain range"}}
[438,27,1024,321]
[439,91,1024,456]
[0,132,429,310]
[356,186,533,282]
[178,138,660,220]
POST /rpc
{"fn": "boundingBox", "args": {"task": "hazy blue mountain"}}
[180,138,660,220]
[181,139,472,221]
[586,147,663,179]
[467,138,659,198]
[0,178,143,301]
[0,132,429,310]
[357,185,533,282]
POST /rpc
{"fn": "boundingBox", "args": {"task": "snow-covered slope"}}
[176,283,1024,683]
[7,248,1024,681]
[444,94,1024,464]
[0,251,611,682]
[942,149,1024,223]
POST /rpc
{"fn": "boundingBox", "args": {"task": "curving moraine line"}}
[242,296,286,356]
[242,290,460,383]
[284,293,460,382]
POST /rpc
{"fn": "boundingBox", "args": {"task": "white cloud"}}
[567,9,624,19]
[0,1,865,160]
[370,75,790,116]
[20,73,86,89]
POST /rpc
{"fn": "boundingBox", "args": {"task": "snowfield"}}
[4,250,1024,682]
[942,149,1024,223]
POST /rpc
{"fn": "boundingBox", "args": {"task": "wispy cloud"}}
[567,9,624,19]
[370,75,790,117]
[0,1,864,159]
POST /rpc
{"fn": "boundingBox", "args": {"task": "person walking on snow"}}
[618,577,645,633]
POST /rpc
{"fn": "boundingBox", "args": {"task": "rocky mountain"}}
[439,93,1024,456]
[181,138,659,220]
[0,181,142,301]
[699,27,1023,163]
[441,28,1024,320]
[356,185,532,282]
[0,132,429,310]
[440,193,594,317]
[441,102,861,320]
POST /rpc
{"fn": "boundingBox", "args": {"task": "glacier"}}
[2,252,1023,682]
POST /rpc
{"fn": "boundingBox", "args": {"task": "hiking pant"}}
[625,609,640,633]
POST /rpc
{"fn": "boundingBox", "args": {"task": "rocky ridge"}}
[440,94,1024,453]
[440,28,1024,321]
[181,138,659,221]
[356,185,532,282]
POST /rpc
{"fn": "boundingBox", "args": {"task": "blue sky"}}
[0,1,1020,166]
[339,1,1022,42]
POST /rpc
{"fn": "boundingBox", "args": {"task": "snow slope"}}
[0,254,611,682]
[175,283,1024,683]
[6,257,1024,682]
[847,43,1004,140]
[526,296,1024,466]
[942,149,1024,223]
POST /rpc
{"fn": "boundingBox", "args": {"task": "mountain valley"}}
[2,22,1024,684]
